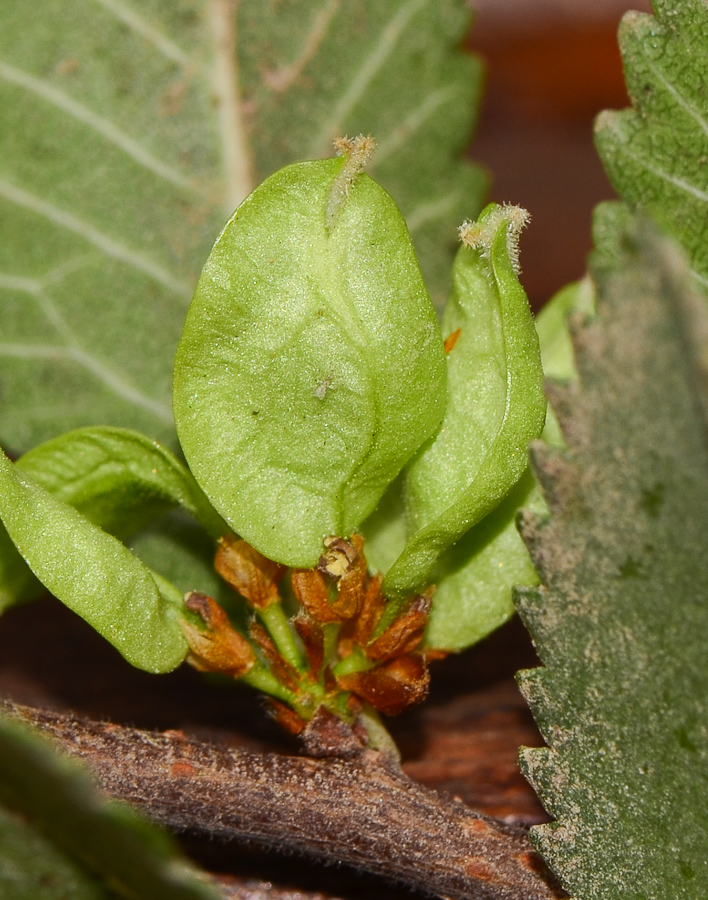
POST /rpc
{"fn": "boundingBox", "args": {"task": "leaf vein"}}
[263,0,340,94]
[0,61,198,192]
[370,85,461,168]
[308,0,430,157]
[0,180,192,298]
[0,342,173,423]
[88,0,191,66]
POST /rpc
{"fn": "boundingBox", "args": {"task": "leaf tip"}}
[459,203,530,274]
[326,134,377,228]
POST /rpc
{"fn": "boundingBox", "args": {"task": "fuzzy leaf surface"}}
[0,0,484,454]
[516,215,708,899]
[595,0,708,290]
[0,712,222,899]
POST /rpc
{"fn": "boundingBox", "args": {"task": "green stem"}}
[322,622,340,673]
[240,663,298,705]
[258,603,307,672]
[331,645,371,678]
[358,703,401,761]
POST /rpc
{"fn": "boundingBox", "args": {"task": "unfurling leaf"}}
[382,203,546,605]
[0,426,228,616]
[517,213,708,899]
[423,275,594,651]
[174,152,446,568]
[0,445,187,672]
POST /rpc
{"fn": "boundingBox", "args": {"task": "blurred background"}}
[467,0,653,310]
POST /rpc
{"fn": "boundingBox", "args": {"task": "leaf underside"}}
[595,0,708,290]
[516,216,708,899]
[0,0,484,455]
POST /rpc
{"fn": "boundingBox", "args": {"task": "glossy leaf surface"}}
[518,215,708,899]
[383,204,546,603]
[0,446,187,672]
[175,158,446,567]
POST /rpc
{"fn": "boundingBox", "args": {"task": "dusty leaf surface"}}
[516,215,708,899]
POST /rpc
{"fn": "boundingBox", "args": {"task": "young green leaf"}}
[0,712,222,899]
[0,426,227,617]
[174,154,447,568]
[595,0,708,290]
[420,276,594,651]
[382,204,546,603]
[0,445,187,672]
[0,525,43,613]
[17,426,226,540]
[517,214,708,899]
[0,0,484,455]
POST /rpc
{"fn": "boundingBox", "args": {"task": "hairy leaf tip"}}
[326,134,377,228]
[459,204,530,274]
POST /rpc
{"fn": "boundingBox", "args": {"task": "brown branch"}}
[3,701,564,900]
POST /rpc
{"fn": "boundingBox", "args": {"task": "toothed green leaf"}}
[0,0,484,455]
[0,712,222,899]
[595,0,708,291]
[516,213,708,899]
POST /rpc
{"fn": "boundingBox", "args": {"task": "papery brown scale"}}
[293,612,325,677]
[249,622,300,692]
[337,654,430,716]
[353,574,385,646]
[319,535,360,578]
[332,534,368,619]
[268,699,307,735]
[292,568,341,624]
[181,592,256,677]
[215,535,285,609]
[366,591,432,662]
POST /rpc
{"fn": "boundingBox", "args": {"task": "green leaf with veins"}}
[0,712,222,899]
[17,426,226,540]
[381,204,546,605]
[0,426,228,615]
[0,0,484,454]
[174,156,447,568]
[0,444,188,672]
[516,212,708,899]
[595,0,708,291]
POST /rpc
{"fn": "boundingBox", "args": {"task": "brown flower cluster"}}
[181,533,435,734]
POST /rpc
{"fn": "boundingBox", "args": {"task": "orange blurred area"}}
[467,14,641,308]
